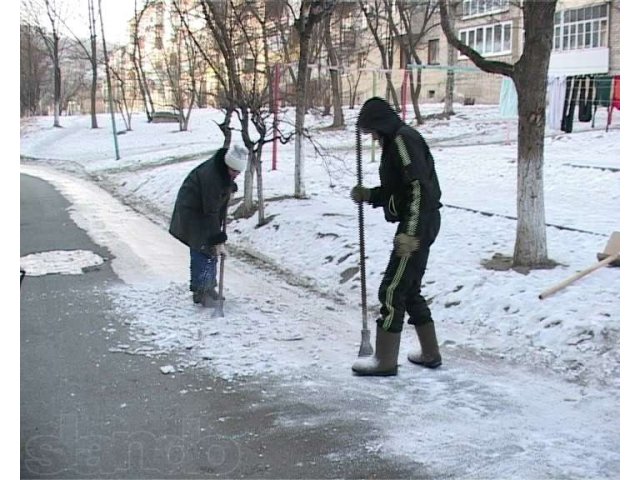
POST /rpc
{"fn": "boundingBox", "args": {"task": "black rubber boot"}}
[192,290,203,304]
[407,322,442,368]
[352,326,401,376]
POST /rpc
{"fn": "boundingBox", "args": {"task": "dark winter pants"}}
[377,210,441,334]
[190,249,218,293]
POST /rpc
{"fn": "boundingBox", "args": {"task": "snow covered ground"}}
[20,103,622,477]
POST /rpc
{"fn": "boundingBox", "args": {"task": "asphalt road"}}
[20,173,422,479]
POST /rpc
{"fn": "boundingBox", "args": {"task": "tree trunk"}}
[255,149,266,226]
[294,121,306,198]
[53,46,61,127]
[98,0,120,159]
[219,109,233,148]
[511,3,556,267]
[89,0,98,128]
[90,53,98,127]
[513,78,548,266]
[384,71,399,109]
[243,153,255,213]
[324,18,343,127]
[444,42,455,115]
[329,70,343,127]
[438,0,556,268]
[410,70,424,125]
[294,31,312,198]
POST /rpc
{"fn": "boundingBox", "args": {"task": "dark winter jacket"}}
[169,148,237,252]
[357,97,442,239]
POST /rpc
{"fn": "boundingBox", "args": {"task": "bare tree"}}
[97,0,120,159]
[439,0,557,268]
[174,1,234,143]
[322,9,343,127]
[159,7,200,132]
[131,0,155,122]
[87,0,99,127]
[443,0,458,116]
[23,0,66,126]
[291,0,335,198]
[358,0,399,109]
[344,50,369,109]
[109,48,137,131]
[387,0,439,124]
[56,0,100,127]
[197,0,294,225]
[58,54,89,114]
[20,23,49,116]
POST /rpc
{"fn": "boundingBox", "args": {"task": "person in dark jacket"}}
[350,97,442,376]
[169,145,247,307]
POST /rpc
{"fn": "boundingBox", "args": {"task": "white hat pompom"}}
[225,145,248,172]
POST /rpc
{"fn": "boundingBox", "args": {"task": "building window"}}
[462,0,509,18]
[428,39,440,65]
[553,4,608,51]
[459,21,512,57]
[243,58,255,73]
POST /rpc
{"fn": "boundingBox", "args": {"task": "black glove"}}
[210,232,228,245]
[393,233,420,257]
[350,186,371,204]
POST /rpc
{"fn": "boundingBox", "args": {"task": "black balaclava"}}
[356,97,403,138]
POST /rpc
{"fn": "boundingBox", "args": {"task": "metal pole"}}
[356,126,373,358]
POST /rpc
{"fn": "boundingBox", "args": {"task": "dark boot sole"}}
[352,367,398,376]
[408,357,442,369]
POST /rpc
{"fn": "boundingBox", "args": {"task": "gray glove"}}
[393,233,420,257]
[350,186,371,204]
[212,243,228,257]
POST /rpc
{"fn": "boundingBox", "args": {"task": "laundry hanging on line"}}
[546,76,566,131]
[559,74,619,133]
[499,77,518,119]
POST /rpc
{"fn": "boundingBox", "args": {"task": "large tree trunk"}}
[444,41,455,115]
[438,0,556,268]
[513,80,548,266]
[511,4,556,267]
[293,11,314,198]
[443,1,457,115]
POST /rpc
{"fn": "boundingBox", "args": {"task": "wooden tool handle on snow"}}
[538,253,620,300]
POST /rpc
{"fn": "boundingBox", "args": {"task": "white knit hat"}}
[225,145,248,172]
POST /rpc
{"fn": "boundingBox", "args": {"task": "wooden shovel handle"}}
[539,253,620,300]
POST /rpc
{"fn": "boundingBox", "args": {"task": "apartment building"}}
[419,0,620,105]
[107,0,620,112]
